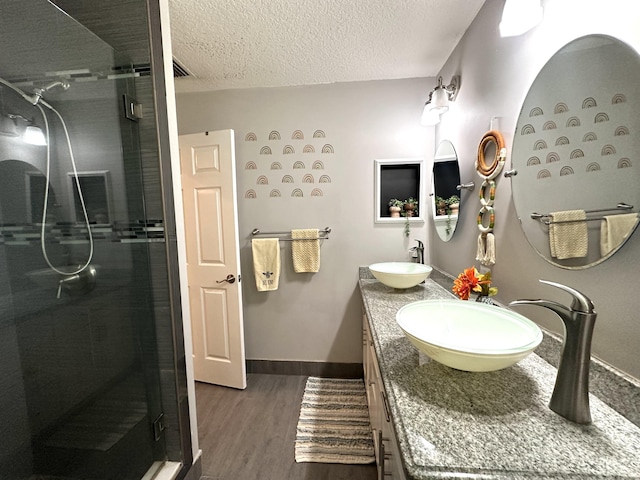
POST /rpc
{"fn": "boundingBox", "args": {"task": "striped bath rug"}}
[295,377,375,464]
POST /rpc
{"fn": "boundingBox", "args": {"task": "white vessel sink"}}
[396,299,543,372]
[369,262,433,289]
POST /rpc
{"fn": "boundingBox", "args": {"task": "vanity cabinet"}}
[363,312,406,480]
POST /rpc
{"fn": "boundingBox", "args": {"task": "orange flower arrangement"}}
[452,267,498,300]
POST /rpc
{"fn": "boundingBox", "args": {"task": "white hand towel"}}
[600,213,638,256]
[291,229,320,273]
[549,210,588,259]
[252,238,280,291]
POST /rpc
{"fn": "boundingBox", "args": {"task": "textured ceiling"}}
[168,0,486,93]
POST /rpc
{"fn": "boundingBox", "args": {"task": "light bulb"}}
[23,125,47,145]
[421,105,440,126]
[500,0,543,37]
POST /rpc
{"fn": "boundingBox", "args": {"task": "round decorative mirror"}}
[511,35,640,269]
[432,140,461,242]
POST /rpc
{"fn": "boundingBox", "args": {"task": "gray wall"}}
[176,79,433,363]
[432,0,640,379]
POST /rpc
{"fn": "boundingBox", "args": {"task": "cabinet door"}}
[364,312,407,480]
[363,314,381,463]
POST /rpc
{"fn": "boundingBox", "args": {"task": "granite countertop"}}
[359,267,640,480]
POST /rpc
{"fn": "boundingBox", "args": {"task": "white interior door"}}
[179,130,246,389]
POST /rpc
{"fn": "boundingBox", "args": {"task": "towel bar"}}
[251,227,331,241]
[531,204,634,225]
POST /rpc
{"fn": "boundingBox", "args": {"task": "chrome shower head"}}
[41,80,70,93]
[24,79,70,105]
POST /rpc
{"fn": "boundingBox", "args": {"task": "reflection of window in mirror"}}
[68,171,112,224]
[26,172,47,224]
[433,162,460,205]
[0,161,54,225]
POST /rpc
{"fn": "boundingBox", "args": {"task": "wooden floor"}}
[196,374,378,480]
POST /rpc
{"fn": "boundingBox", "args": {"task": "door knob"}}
[216,274,236,284]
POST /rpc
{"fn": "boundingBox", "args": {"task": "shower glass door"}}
[0,1,167,478]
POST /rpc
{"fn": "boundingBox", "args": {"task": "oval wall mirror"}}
[511,35,640,269]
[432,140,461,242]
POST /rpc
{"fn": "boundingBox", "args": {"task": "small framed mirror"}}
[432,141,461,241]
[374,158,424,224]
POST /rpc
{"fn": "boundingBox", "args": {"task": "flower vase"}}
[389,206,401,218]
[404,203,416,217]
[475,295,493,305]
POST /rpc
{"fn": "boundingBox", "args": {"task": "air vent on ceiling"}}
[173,60,191,78]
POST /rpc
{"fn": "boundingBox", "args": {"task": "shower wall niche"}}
[0,1,190,479]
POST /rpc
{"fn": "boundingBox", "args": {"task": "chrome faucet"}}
[412,239,425,264]
[509,280,597,424]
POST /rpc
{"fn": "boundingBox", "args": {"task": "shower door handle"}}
[216,274,236,284]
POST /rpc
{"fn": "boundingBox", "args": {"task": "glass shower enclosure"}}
[0,1,179,478]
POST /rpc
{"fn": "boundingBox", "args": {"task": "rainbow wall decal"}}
[601,145,616,156]
[546,152,560,163]
[321,144,334,154]
[618,158,632,168]
[570,149,585,159]
[586,162,601,172]
[521,124,535,135]
[530,107,544,117]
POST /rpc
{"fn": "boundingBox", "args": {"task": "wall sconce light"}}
[499,0,543,37]
[421,76,460,126]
